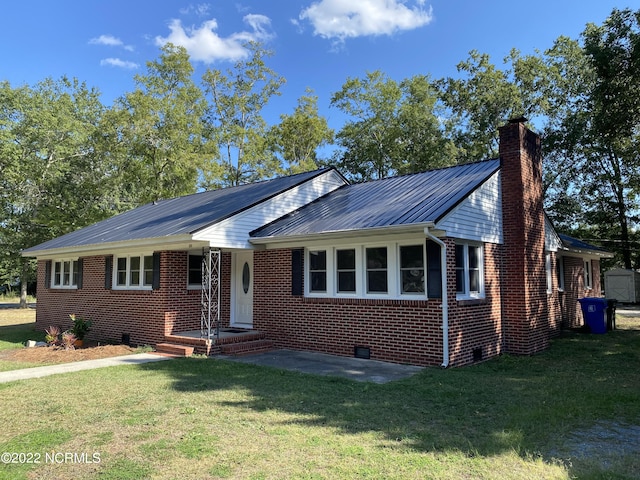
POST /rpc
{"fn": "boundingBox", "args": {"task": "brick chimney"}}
[499,117,549,355]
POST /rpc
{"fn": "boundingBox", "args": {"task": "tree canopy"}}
[330,70,455,181]
[3,8,640,298]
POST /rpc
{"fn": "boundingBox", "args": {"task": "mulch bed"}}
[0,342,138,365]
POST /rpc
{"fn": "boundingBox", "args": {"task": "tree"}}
[519,9,640,268]
[331,71,454,181]
[268,88,334,174]
[111,44,213,204]
[437,51,530,162]
[0,77,106,306]
[507,37,591,232]
[580,8,640,268]
[201,42,285,188]
[395,75,458,174]
[330,71,403,181]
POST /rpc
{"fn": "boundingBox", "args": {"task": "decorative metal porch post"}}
[200,247,221,341]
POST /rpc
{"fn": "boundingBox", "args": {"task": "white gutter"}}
[249,222,436,246]
[21,235,206,259]
[425,225,449,368]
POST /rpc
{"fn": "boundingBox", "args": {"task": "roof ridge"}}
[150,167,334,206]
[349,158,500,186]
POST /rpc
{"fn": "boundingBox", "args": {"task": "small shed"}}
[605,268,640,303]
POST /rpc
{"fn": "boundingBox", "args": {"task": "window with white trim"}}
[556,255,565,291]
[366,247,388,293]
[304,242,430,299]
[455,243,484,299]
[114,254,154,289]
[51,260,79,288]
[309,250,327,293]
[584,259,592,289]
[399,245,425,294]
[546,253,553,293]
[336,248,356,293]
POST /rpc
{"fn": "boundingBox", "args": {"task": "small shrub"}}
[69,314,92,340]
[44,326,60,346]
[60,331,77,351]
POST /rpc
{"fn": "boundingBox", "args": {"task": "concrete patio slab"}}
[218,349,424,383]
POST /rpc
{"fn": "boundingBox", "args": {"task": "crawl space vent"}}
[354,346,371,359]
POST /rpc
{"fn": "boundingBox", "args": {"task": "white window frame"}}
[304,241,428,300]
[397,242,427,296]
[308,249,328,294]
[335,247,358,296]
[545,253,553,294]
[365,245,389,295]
[584,259,592,290]
[113,254,154,290]
[455,242,485,300]
[556,255,565,292]
[51,259,79,289]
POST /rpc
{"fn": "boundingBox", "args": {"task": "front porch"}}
[161,328,274,356]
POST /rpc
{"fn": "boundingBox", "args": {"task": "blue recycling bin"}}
[578,297,608,334]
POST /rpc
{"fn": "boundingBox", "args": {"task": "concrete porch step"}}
[155,343,195,357]
[220,339,274,356]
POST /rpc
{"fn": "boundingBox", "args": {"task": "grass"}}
[0,302,43,371]
[0,311,638,479]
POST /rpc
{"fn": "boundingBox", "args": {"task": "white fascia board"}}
[250,223,434,249]
[559,246,614,259]
[22,234,206,259]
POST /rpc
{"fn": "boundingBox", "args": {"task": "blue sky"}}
[2,0,637,133]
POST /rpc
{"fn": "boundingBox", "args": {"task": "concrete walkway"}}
[0,353,171,384]
[0,349,424,385]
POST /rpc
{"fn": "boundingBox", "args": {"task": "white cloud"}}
[179,3,211,17]
[298,0,433,41]
[100,58,140,69]
[89,34,123,46]
[89,34,134,51]
[154,14,273,63]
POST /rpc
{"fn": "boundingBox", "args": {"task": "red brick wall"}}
[253,248,442,366]
[34,251,226,346]
[448,241,503,365]
[549,256,602,329]
[34,245,605,365]
[499,120,549,355]
[539,252,607,337]
[254,240,504,368]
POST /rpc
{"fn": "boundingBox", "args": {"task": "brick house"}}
[23,119,612,367]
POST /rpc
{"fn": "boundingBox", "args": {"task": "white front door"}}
[232,251,253,327]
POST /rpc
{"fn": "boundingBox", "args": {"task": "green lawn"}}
[0,312,638,479]
[0,303,43,371]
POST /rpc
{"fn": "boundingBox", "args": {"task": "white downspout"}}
[425,226,449,368]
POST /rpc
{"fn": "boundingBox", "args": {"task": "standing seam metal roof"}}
[558,233,612,256]
[23,168,334,253]
[251,159,500,238]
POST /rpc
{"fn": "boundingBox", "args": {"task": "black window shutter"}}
[426,240,442,299]
[291,249,304,296]
[105,256,112,290]
[152,252,161,290]
[77,258,84,289]
[44,261,52,289]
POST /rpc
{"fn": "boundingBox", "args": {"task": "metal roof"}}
[251,159,500,239]
[23,168,333,253]
[558,233,613,257]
